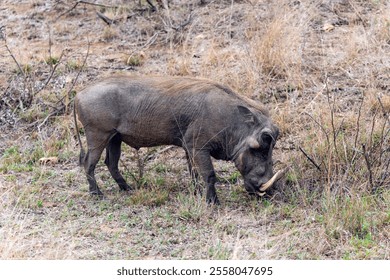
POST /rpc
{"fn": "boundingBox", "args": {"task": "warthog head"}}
[233,106,280,195]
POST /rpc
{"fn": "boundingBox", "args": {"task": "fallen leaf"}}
[323,23,335,32]
[38,157,59,165]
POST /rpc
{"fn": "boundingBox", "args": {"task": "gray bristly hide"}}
[74,75,279,204]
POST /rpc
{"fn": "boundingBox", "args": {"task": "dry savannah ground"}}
[0,0,389,259]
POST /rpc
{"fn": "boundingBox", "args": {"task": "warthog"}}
[74,76,280,204]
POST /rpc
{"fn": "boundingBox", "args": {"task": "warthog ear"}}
[237,105,258,125]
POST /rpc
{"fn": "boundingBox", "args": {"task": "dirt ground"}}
[0,0,389,259]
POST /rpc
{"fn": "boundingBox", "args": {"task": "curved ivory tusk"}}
[259,169,286,192]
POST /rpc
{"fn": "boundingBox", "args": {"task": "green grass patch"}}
[45,56,60,66]
[176,193,208,222]
[127,187,169,207]
[208,240,231,259]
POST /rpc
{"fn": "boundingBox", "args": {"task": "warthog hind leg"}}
[105,133,132,191]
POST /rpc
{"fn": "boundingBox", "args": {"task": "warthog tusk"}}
[259,168,286,193]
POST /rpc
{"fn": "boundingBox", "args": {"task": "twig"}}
[304,112,330,147]
[376,96,389,165]
[146,0,157,12]
[1,26,35,108]
[56,40,90,108]
[35,41,90,129]
[368,109,378,150]
[56,0,120,21]
[161,8,194,33]
[35,49,66,96]
[354,93,364,149]
[362,144,374,190]
[37,106,65,131]
[171,12,194,31]
[377,96,389,123]
[96,11,114,25]
[299,146,321,171]
[347,0,367,26]
[144,146,175,161]
[48,23,53,64]
[66,40,90,114]
[324,76,339,157]
[0,25,5,40]
[158,0,169,9]
[2,31,25,77]
[125,32,159,62]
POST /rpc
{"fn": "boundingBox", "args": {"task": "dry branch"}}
[354,93,364,149]
[362,144,374,190]
[299,146,322,171]
[304,112,330,147]
[96,11,114,25]
[64,40,90,112]
[1,26,25,77]
[146,0,157,12]
[171,12,194,31]
[35,50,66,96]
[377,96,389,123]
[324,76,339,158]
[35,41,90,130]
[56,1,120,21]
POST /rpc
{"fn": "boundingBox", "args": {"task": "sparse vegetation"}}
[45,56,60,66]
[0,0,389,260]
[125,52,146,67]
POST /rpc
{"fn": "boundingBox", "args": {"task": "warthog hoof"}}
[119,184,132,192]
[90,190,104,198]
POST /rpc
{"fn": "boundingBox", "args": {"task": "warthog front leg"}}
[190,149,219,205]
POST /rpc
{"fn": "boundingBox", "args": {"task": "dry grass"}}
[0,0,389,259]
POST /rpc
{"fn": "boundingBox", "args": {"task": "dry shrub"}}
[279,88,390,238]
[102,26,119,41]
[246,2,309,83]
[195,0,312,96]
[199,44,250,92]
[303,94,387,187]
[360,0,390,45]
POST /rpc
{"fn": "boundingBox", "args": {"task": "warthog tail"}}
[73,99,86,167]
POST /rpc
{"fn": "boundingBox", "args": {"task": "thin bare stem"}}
[2,37,25,77]
[35,50,66,96]
[56,0,120,21]
[354,93,364,149]
[362,144,374,190]
[299,146,321,171]
[324,76,339,158]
